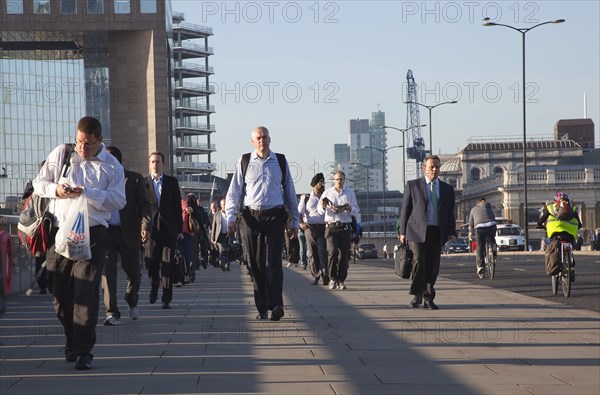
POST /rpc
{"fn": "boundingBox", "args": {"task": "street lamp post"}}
[483,17,565,250]
[403,101,457,155]
[381,125,426,189]
[364,145,402,249]
[351,162,372,242]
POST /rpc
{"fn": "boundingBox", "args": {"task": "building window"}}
[114,0,130,14]
[6,0,23,14]
[493,166,504,176]
[471,168,481,182]
[140,0,156,13]
[88,0,103,14]
[33,0,50,13]
[61,0,77,14]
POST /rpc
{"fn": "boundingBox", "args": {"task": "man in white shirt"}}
[300,173,329,285]
[317,170,360,291]
[33,116,126,370]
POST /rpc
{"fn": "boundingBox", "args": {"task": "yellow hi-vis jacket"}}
[545,203,579,240]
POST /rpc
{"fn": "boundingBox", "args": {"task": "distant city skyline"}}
[161,2,599,192]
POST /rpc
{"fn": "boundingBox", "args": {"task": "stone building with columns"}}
[438,124,599,246]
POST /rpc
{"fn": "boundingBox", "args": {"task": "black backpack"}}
[17,144,74,255]
[240,152,287,188]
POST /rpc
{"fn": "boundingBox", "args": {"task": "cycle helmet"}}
[554,192,570,202]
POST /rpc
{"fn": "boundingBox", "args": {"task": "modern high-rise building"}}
[335,111,387,193]
[0,0,216,206]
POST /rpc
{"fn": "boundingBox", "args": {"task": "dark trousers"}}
[475,226,497,268]
[298,230,308,267]
[285,230,300,263]
[103,226,142,318]
[146,240,176,304]
[181,232,198,279]
[46,225,107,358]
[305,224,328,280]
[35,254,48,291]
[239,207,287,314]
[325,224,352,283]
[408,225,442,302]
[216,232,231,269]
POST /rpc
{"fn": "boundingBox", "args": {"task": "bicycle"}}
[483,234,496,280]
[551,236,573,298]
[475,234,496,280]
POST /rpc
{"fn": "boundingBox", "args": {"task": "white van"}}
[496,224,525,251]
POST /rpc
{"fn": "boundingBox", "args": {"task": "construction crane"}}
[405,69,426,178]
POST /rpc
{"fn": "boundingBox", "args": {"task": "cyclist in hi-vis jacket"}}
[538,192,582,279]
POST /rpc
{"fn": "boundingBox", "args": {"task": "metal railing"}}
[174,41,213,54]
[174,162,217,171]
[173,21,213,35]
[174,62,214,74]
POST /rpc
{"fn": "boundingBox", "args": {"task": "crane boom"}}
[405,69,426,178]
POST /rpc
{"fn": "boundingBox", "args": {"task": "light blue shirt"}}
[225,151,299,228]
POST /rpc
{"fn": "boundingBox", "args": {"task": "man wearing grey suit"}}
[211,198,231,271]
[102,146,152,325]
[398,155,456,310]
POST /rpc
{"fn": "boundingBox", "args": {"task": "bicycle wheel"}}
[486,242,495,280]
[561,248,572,298]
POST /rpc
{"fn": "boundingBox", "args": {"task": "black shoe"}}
[39,288,48,295]
[271,305,284,321]
[149,288,158,304]
[322,276,330,286]
[65,351,77,362]
[409,296,422,308]
[256,312,268,320]
[311,277,320,285]
[75,354,93,370]
[162,302,171,309]
[424,301,439,310]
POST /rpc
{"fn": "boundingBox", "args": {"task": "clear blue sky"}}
[172,0,600,192]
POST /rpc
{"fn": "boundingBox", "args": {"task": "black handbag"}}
[394,242,413,279]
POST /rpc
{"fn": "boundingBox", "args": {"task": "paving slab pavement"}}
[1,260,599,395]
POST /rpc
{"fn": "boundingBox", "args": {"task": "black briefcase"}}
[394,243,413,279]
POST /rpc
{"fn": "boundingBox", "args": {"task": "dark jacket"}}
[398,177,456,246]
[145,174,183,246]
[120,170,152,247]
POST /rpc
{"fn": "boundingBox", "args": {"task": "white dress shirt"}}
[33,143,126,228]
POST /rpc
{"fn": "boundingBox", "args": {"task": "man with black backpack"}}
[225,126,299,321]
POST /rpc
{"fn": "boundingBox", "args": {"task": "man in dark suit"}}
[398,155,456,310]
[102,146,152,325]
[144,152,183,309]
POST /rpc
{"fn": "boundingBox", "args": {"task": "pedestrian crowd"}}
[23,118,591,372]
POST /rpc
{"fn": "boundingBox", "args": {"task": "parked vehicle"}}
[356,243,378,259]
[496,224,525,251]
[444,237,469,254]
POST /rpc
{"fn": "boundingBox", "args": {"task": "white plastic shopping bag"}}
[54,192,92,261]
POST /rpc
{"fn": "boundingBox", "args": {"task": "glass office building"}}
[1,1,216,208]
